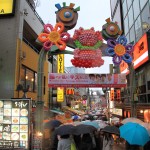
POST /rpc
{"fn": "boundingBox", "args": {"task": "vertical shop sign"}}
[57,54,64,102]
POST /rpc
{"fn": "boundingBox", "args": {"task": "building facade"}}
[0,0,52,107]
[110,0,150,122]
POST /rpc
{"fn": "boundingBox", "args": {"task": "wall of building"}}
[0,1,21,98]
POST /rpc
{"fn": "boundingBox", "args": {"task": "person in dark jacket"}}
[125,141,140,150]
[79,133,93,150]
[144,140,150,150]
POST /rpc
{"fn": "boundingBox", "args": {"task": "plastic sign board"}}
[57,54,64,102]
[48,73,126,88]
[0,0,15,15]
[120,33,149,74]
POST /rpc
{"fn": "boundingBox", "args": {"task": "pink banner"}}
[48,73,126,88]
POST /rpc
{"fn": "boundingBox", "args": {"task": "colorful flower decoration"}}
[71,27,104,68]
[38,22,70,51]
[73,27,103,49]
[102,18,122,41]
[105,36,133,65]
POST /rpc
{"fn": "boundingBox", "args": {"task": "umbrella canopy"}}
[96,120,107,129]
[50,109,64,115]
[102,125,120,135]
[119,122,150,146]
[121,117,143,124]
[44,120,62,129]
[74,124,96,135]
[82,121,100,129]
[55,124,75,136]
[141,123,150,135]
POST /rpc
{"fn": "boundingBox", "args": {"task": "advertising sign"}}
[57,54,64,102]
[0,0,15,15]
[48,73,126,88]
[120,33,149,74]
[0,99,31,149]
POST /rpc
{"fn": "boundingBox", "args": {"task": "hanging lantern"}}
[66,88,74,95]
[116,89,121,100]
[110,89,114,101]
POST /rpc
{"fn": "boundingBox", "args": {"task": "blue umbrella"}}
[82,121,100,129]
[119,122,150,146]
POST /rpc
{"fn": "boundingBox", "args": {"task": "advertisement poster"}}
[0,99,31,149]
[48,73,126,88]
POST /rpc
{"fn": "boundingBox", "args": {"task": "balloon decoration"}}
[105,36,133,65]
[38,22,70,51]
[55,2,80,30]
[71,27,104,68]
[102,18,122,41]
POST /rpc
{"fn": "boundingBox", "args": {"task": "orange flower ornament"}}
[38,22,70,51]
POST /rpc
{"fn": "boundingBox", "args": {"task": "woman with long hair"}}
[102,133,114,150]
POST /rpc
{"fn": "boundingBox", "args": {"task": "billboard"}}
[120,33,149,74]
[48,73,126,88]
[0,0,15,16]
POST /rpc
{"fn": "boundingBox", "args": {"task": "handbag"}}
[71,142,77,150]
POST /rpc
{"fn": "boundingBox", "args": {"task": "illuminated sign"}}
[0,0,15,15]
[57,54,64,102]
[120,33,149,74]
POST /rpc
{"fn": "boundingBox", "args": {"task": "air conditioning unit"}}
[21,51,26,59]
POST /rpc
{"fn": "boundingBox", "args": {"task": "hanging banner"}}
[48,73,126,88]
[57,54,64,102]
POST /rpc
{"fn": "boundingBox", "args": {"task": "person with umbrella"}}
[102,132,114,150]
[57,134,72,150]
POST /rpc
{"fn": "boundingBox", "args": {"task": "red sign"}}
[120,33,149,74]
[48,73,126,88]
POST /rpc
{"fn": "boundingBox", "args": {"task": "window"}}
[124,16,129,35]
[21,66,37,92]
[127,0,133,9]
[135,16,142,42]
[129,25,135,44]
[140,0,148,10]
[123,0,128,18]
[141,3,150,31]
[133,0,140,20]
[128,6,134,29]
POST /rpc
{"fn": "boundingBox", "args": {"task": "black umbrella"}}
[44,120,62,129]
[74,124,97,135]
[102,125,120,135]
[55,124,75,136]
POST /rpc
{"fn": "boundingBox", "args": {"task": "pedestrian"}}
[79,133,94,150]
[102,133,114,150]
[57,134,72,150]
[144,140,150,150]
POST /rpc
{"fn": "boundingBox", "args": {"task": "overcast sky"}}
[36,0,112,74]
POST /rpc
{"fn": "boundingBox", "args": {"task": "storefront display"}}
[0,99,31,149]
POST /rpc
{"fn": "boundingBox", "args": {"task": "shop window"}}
[147,94,150,103]
[139,94,147,103]
[21,66,37,92]
[147,81,150,90]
